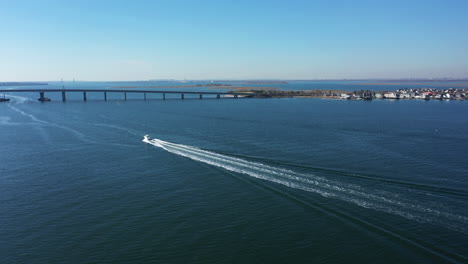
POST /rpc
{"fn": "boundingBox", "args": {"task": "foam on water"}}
[143,136,468,234]
[4,94,31,104]
[0,115,36,126]
[6,104,96,144]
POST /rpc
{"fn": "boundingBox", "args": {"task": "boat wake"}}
[6,104,95,144]
[4,94,32,104]
[143,136,468,234]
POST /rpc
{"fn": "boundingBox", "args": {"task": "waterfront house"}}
[400,93,411,99]
[384,92,399,99]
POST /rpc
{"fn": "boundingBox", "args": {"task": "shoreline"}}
[234,88,467,101]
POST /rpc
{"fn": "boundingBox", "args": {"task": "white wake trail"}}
[143,137,468,233]
[7,104,49,124]
[4,94,31,104]
[6,104,95,144]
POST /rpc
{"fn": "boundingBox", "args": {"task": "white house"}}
[384,92,399,99]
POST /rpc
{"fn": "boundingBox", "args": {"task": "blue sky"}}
[1,0,467,81]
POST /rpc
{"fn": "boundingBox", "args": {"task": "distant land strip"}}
[112,84,232,89]
[212,86,278,91]
[353,82,468,87]
[241,81,288,84]
[111,85,279,90]
[0,82,48,86]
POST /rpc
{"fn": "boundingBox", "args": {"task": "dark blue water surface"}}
[1,83,467,263]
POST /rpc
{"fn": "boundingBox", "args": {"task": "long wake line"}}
[5,102,98,144]
[143,136,467,234]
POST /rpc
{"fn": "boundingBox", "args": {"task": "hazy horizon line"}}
[2,77,468,83]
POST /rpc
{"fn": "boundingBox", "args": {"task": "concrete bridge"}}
[0,89,254,102]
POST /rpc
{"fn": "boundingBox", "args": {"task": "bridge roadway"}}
[0,89,254,102]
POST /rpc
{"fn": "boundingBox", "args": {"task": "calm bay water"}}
[1,83,467,263]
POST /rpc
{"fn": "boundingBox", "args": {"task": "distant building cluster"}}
[342,88,468,100]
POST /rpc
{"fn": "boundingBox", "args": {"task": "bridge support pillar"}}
[144,92,146,101]
[217,94,220,99]
[104,91,107,101]
[181,94,184,100]
[234,94,238,98]
[62,91,66,102]
[124,92,127,101]
[39,92,45,102]
[163,93,165,100]
[83,92,87,101]
[199,94,202,99]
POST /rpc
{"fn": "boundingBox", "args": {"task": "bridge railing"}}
[0,89,254,102]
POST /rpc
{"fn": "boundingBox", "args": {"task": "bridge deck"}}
[0,88,254,102]
[0,89,252,95]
